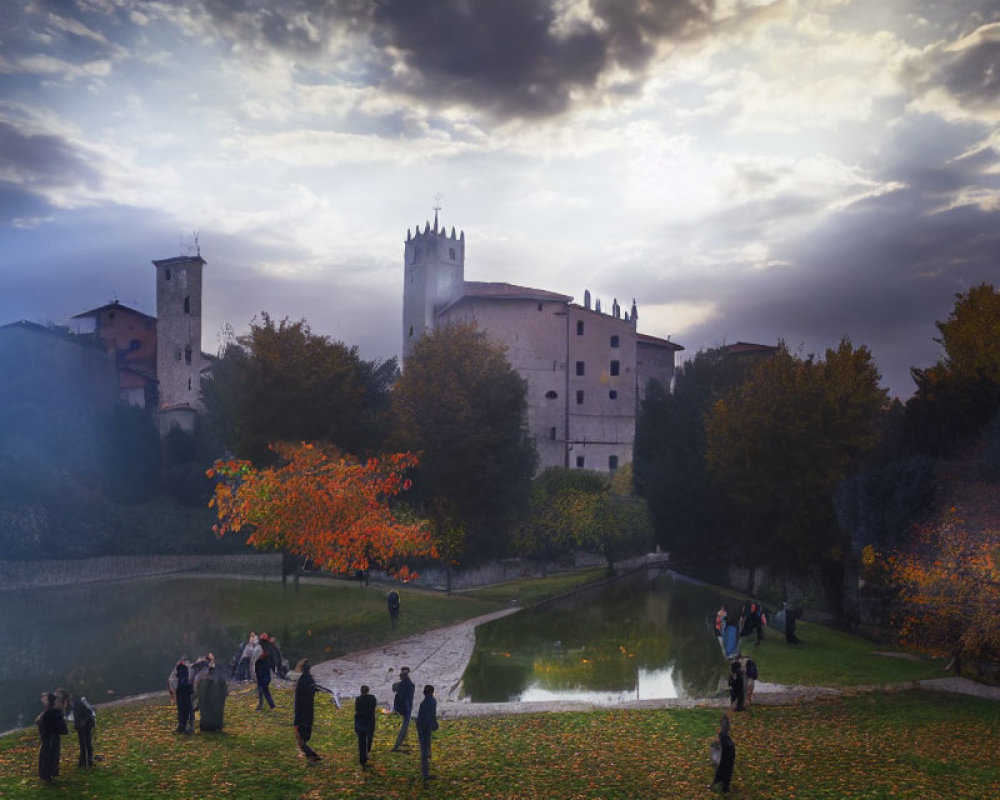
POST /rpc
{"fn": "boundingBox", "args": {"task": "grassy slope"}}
[1,688,996,799]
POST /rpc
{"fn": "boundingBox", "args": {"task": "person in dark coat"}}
[36,692,67,781]
[173,661,194,733]
[196,663,228,731]
[353,685,377,769]
[728,659,745,712]
[391,666,415,752]
[710,713,736,793]
[784,603,803,644]
[416,684,439,784]
[293,659,332,761]
[254,640,276,710]
[387,590,401,628]
[72,695,96,767]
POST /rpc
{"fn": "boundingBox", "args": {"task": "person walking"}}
[416,684,439,785]
[353,685,377,770]
[743,656,758,705]
[36,692,67,781]
[710,713,737,793]
[387,590,401,628]
[728,658,745,712]
[72,695,96,767]
[390,666,415,752]
[293,659,332,762]
[254,642,276,710]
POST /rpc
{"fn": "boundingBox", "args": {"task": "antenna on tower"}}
[180,230,201,257]
[193,230,200,257]
[432,193,443,232]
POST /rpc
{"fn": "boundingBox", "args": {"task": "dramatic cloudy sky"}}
[2,0,999,399]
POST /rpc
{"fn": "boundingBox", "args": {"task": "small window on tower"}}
[188,378,192,390]
[545,390,558,399]
[184,346,192,365]
[537,303,543,311]
[449,247,456,260]
[609,455,619,472]
[174,347,182,361]
[408,326,414,338]
[576,456,585,468]
[609,390,618,400]
[610,335,619,348]
[576,320,584,335]
[184,296,190,314]
[576,390,584,405]
[610,360,620,376]
[165,269,171,280]
[550,427,556,440]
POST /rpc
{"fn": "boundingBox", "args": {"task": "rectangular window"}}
[576,390,584,405]
[576,320,584,335]
[550,427,557,440]
[609,390,618,400]
[610,335,619,348]
[610,360,620,376]
[576,361,585,376]
[576,456,585,468]
[609,455,619,472]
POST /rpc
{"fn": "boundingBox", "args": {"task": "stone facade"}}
[153,255,207,433]
[402,215,683,473]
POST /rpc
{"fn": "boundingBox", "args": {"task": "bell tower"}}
[153,253,205,432]
[402,209,465,362]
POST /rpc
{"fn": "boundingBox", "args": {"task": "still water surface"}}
[0,576,340,732]
[461,569,730,703]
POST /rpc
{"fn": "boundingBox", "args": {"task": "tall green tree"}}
[904,284,1000,456]
[392,322,537,561]
[704,339,887,600]
[201,314,397,462]
[634,347,763,566]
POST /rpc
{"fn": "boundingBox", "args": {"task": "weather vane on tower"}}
[432,193,443,232]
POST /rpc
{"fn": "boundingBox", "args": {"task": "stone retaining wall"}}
[0,553,283,591]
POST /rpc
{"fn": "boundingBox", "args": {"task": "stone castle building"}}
[68,254,209,434]
[402,213,683,472]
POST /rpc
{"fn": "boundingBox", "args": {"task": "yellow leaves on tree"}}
[207,441,436,580]
[888,506,1000,665]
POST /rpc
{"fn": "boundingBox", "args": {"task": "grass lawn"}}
[1,686,996,799]
[739,620,948,687]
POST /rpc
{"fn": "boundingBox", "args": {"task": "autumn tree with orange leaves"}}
[207,442,435,580]
[884,506,1000,672]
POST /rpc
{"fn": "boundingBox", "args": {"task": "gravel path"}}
[306,610,1000,720]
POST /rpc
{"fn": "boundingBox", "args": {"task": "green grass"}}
[743,620,947,687]
[458,567,607,606]
[2,687,996,799]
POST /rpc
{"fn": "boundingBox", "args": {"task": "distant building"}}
[62,254,211,434]
[402,213,683,472]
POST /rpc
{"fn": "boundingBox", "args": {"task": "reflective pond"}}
[0,576,345,733]
[461,569,731,703]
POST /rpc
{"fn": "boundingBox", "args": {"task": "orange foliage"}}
[887,505,1000,663]
[207,442,435,580]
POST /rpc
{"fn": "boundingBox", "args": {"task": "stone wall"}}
[0,553,282,591]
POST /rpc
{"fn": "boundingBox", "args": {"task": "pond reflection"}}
[461,569,730,703]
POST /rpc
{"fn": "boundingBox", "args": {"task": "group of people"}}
[293,660,440,785]
[167,653,230,734]
[36,687,96,782]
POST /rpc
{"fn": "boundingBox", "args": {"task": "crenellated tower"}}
[402,210,465,361]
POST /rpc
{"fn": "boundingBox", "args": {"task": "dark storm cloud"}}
[0,121,100,218]
[640,115,1000,398]
[903,23,1000,115]
[197,0,717,118]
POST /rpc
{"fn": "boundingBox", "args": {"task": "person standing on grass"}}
[416,684,439,784]
[387,589,401,628]
[742,655,758,705]
[728,658,745,712]
[72,695,96,767]
[391,666,415,752]
[710,713,736,793]
[254,639,276,710]
[293,659,333,762]
[196,661,228,732]
[354,684,377,770]
[36,692,67,781]
[173,661,194,733]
